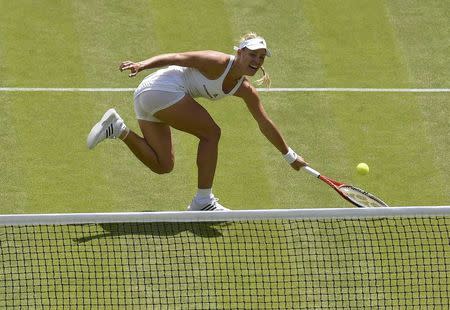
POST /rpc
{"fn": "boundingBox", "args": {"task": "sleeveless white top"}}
[135,55,244,101]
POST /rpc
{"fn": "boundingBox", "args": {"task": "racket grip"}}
[304,166,321,178]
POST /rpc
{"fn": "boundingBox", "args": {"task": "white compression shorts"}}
[133,90,186,123]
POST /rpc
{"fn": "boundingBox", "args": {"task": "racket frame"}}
[304,166,389,208]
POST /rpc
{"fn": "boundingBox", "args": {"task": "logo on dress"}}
[203,85,215,99]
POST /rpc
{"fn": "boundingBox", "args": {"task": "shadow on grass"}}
[74,220,231,243]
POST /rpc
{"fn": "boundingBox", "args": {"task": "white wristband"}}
[283,147,298,164]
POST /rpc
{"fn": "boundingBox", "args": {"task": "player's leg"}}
[154,95,219,189]
[154,95,228,211]
[121,121,174,174]
[87,112,174,174]
[87,91,176,174]
[87,91,228,210]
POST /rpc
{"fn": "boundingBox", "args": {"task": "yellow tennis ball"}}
[356,163,370,175]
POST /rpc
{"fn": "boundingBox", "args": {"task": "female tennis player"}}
[87,32,307,211]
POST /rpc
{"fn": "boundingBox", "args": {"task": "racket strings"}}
[340,186,388,208]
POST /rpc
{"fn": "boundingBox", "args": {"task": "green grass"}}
[0,0,449,308]
[1,0,449,212]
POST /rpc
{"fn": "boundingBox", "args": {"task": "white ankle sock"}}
[195,188,214,204]
[120,126,130,140]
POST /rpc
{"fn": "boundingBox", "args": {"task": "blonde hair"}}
[239,32,271,88]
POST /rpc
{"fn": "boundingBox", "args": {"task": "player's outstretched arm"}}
[119,51,228,77]
[235,80,307,170]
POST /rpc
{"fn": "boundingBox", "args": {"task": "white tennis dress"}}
[134,55,244,122]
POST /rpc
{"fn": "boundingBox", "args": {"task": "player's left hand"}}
[119,61,141,77]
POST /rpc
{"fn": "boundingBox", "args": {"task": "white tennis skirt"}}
[133,90,186,123]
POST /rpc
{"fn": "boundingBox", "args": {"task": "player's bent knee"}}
[213,125,221,141]
[153,165,173,175]
[144,157,174,175]
[156,158,174,174]
[154,167,172,175]
[201,124,221,143]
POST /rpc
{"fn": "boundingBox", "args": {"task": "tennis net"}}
[1,207,449,309]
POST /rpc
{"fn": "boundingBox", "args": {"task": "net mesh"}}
[1,213,449,309]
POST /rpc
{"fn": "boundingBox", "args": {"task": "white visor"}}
[233,38,271,57]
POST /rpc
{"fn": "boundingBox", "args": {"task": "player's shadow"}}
[74,220,229,244]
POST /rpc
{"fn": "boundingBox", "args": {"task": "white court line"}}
[0,87,135,92]
[0,87,449,93]
[258,88,450,93]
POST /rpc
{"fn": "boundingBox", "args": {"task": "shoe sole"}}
[86,109,118,149]
[187,205,231,211]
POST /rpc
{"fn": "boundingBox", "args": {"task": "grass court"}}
[1,0,449,213]
[1,1,449,307]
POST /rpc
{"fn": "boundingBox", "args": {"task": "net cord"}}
[1,206,449,226]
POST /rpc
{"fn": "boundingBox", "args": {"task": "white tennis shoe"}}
[87,108,126,149]
[187,198,230,211]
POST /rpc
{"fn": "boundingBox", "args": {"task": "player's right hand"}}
[290,156,308,171]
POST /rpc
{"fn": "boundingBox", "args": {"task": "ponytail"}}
[256,65,271,88]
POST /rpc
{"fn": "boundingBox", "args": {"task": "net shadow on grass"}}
[73,221,230,243]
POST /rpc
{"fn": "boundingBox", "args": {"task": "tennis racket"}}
[304,166,389,208]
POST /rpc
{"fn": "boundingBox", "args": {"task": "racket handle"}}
[304,166,321,178]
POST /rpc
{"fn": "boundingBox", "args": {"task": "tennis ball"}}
[356,163,369,175]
